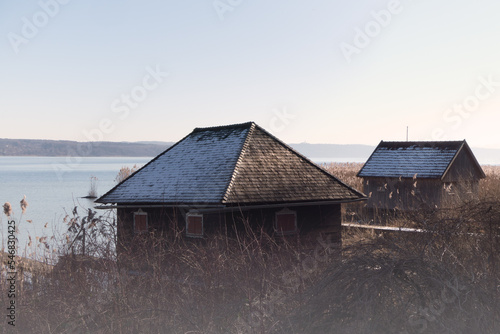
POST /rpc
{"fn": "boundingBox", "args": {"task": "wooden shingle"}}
[357,140,485,179]
[97,122,365,206]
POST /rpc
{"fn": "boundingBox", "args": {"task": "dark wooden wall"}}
[116,203,342,252]
[362,178,444,210]
[442,148,483,183]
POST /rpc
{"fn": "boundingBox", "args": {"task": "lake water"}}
[0,157,151,258]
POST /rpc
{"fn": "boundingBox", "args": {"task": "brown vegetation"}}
[114,165,140,184]
[1,164,499,333]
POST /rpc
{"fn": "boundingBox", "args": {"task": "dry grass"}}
[480,165,500,200]
[1,164,499,333]
[7,229,325,333]
[322,162,366,223]
[321,162,364,191]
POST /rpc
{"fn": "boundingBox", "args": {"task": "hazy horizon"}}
[2,1,500,149]
[2,136,500,150]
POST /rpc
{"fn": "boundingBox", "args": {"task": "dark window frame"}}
[275,208,297,235]
[186,212,204,238]
[133,209,148,234]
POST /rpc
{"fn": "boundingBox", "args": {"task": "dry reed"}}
[2,165,499,333]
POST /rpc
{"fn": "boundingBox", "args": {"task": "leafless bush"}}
[115,165,140,184]
[8,164,500,333]
[275,206,500,334]
[275,163,500,333]
[16,220,338,333]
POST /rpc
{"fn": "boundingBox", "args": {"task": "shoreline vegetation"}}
[1,163,499,333]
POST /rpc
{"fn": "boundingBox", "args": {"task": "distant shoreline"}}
[0,138,172,157]
[0,139,498,165]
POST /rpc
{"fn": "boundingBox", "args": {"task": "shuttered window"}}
[134,210,148,233]
[186,213,203,237]
[275,208,297,235]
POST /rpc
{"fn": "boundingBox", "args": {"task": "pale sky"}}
[2,0,500,148]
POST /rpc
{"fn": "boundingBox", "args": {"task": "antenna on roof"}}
[406,126,409,142]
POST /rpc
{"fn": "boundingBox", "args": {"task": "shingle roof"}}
[357,140,482,179]
[96,122,365,205]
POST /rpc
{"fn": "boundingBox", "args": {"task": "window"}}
[133,209,148,234]
[275,208,297,235]
[186,212,203,238]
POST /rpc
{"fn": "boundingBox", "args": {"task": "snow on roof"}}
[357,141,466,179]
[97,122,365,205]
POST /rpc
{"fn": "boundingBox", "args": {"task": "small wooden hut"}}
[357,140,485,211]
[96,122,365,250]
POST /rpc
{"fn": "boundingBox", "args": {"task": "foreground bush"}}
[5,202,498,334]
[2,164,499,333]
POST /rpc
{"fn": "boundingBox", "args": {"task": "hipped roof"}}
[96,122,365,206]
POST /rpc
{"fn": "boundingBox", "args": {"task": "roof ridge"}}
[192,121,254,133]
[380,140,466,143]
[221,123,256,203]
[378,140,466,149]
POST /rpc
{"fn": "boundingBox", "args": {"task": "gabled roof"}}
[357,140,485,179]
[96,122,365,206]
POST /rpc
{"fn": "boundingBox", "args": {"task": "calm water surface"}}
[0,157,150,255]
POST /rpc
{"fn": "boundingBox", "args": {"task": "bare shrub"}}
[275,206,500,334]
[9,165,500,333]
[16,219,340,333]
[115,165,140,184]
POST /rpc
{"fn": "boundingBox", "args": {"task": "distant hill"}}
[0,139,497,164]
[0,139,172,157]
[0,139,376,160]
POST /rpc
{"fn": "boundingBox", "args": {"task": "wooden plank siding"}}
[116,204,342,253]
[363,178,445,210]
